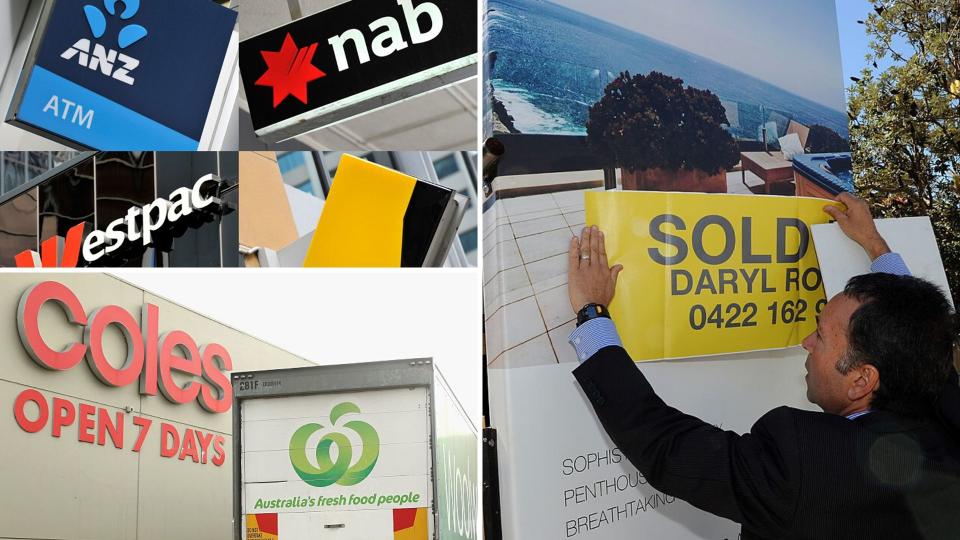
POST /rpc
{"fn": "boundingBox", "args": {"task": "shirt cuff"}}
[568,318,623,363]
[870,252,910,276]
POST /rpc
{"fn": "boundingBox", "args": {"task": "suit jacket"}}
[573,345,960,540]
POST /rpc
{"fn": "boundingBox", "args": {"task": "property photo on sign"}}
[3,0,238,150]
[481,0,855,371]
[239,150,478,267]
[485,0,850,196]
[482,0,853,370]
[238,0,478,149]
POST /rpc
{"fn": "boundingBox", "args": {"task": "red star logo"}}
[255,33,326,108]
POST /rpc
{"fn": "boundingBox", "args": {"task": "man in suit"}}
[567,193,960,539]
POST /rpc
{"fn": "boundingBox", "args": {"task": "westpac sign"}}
[15,175,224,268]
[6,0,236,150]
[239,0,477,143]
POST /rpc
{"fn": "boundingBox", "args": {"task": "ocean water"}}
[487,0,850,139]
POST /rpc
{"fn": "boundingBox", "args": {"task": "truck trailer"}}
[232,358,478,540]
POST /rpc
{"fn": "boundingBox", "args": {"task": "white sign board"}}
[489,349,816,539]
[241,386,432,537]
[811,217,953,305]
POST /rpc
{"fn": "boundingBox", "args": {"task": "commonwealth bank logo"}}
[289,402,380,487]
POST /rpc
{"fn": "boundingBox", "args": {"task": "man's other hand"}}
[824,192,891,261]
[568,225,624,312]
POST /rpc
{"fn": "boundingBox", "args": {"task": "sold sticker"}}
[585,192,837,361]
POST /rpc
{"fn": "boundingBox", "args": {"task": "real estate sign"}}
[585,192,834,360]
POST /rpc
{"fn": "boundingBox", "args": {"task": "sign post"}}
[6,0,237,150]
[240,0,477,143]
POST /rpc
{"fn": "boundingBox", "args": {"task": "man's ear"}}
[848,363,880,401]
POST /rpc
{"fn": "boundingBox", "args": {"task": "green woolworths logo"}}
[289,402,380,487]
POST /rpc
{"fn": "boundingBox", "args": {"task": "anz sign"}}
[61,39,140,85]
[6,0,236,150]
[61,0,149,86]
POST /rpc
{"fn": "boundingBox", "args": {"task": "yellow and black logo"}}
[304,154,455,267]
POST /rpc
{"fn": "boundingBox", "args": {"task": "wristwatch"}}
[576,303,611,327]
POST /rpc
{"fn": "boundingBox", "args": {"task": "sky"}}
[836,0,874,83]
[548,0,849,112]
[118,269,482,427]
[836,0,901,84]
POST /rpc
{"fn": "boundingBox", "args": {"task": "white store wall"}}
[0,273,314,540]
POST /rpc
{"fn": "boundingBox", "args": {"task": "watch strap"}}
[576,303,610,327]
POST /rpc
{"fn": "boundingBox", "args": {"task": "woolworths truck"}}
[231,359,478,540]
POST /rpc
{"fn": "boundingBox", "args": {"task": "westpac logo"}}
[61,0,148,86]
[14,223,86,268]
[288,402,380,488]
[15,176,220,268]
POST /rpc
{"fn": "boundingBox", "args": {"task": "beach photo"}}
[486,0,852,196]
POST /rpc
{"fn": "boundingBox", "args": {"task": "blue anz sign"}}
[6,0,236,150]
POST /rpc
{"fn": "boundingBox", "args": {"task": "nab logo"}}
[255,34,326,108]
[15,223,87,268]
[255,0,444,108]
[61,0,148,86]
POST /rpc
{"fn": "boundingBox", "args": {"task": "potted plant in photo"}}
[586,71,739,192]
[805,124,851,153]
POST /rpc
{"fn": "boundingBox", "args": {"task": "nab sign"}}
[239,0,477,142]
[6,0,236,150]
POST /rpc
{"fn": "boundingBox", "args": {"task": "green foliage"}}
[586,71,739,175]
[847,0,960,312]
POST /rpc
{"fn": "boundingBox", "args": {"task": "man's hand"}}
[823,192,890,261]
[568,225,624,312]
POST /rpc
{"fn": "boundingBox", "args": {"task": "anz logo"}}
[60,0,148,86]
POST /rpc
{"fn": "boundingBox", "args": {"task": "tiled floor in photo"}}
[483,187,598,368]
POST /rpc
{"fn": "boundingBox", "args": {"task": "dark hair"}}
[840,273,957,417]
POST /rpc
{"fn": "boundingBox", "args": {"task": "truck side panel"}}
[241,386,433,539]
[432,373,479,540]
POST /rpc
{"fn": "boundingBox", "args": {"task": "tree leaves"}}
[848,0,960,317]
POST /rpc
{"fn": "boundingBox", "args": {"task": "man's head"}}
[801,273,956,417]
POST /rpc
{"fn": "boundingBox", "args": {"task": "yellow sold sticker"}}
[585,191,839,361]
